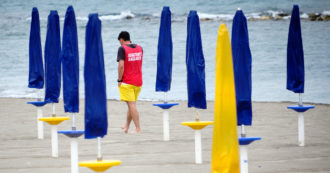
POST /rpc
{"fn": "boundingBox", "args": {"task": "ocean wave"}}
[322,11,330,16]
[24,9,330,22]
[99,11,135,20]
[25,11,136,21]
[75,16,88,21]
[152,12,161,18]
[198,12,234,21]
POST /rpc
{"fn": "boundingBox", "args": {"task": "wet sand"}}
[0,98,329,173]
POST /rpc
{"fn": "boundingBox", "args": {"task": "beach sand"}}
[0,98,329,173]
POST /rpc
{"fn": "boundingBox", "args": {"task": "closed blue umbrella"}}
[287,5,304,93]
[286,5,314,147]
[27,8,46,140]
[84,14,107,139]
[58,7,82,170]
[186,10,206,109]
[61,6,79,113]
[156,6,173,92]
[28,7,44,89]
[232,9,252,126]
[44,10,61,103]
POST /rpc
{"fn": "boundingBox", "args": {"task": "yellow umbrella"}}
[211,23,240,173]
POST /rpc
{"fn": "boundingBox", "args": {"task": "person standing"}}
[117,31,143,134]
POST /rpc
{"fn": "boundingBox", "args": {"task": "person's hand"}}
[118,82,122,87]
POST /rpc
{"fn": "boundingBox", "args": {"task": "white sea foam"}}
[99,11,135,20]
[25,10,329,22]
[300,13,309,19]
[75,16,88,21]
[322,11,330,15]
[283,16,290,20]
[246,12,261,19]
[25,17,47,21]
[266,10,282,18]
[197,12,233,21]
[152,12,161,18]
[26,11,136,22]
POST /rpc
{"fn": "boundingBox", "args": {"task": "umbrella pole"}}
[298,93,304,146]
[164,92,168,104]
[239,145,248,173]
[163,110,170,141]
[97,137,102,161]
[37,89,42,101]
[195,130,202,164]
[240,124,248,173]
[72,113,76,131]
[241,125,246,137]
[37,107,44,139]
[298,112,304,146]
[195,109,200,121]
[51,125,59,157]
[71,138,78,173]
[163,92,170,141]
[37,89,44,139]
[52,103,56,117]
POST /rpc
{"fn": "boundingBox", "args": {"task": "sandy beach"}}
[0,97,329,173]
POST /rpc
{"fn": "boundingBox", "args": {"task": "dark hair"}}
[118,31,130,41]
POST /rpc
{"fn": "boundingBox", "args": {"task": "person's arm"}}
[118,60,124,86]
[117,46,125,87]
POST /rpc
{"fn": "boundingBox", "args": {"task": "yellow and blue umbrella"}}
[186,10,206,109]
[61,6,79,113]
[79,14,120,172]
[44,10,61,103]
[28,7,44,89]
[232,9,252,126]
[84,13,107,139]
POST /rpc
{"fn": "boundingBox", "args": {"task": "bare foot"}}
[130,129,141,134]
[121,125,129,133]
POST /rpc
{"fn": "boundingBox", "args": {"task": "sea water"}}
[0,0,329,104]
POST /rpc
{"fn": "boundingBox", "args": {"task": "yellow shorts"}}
[119,84,141,101]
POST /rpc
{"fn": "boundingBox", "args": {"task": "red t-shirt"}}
[121,44,143,86]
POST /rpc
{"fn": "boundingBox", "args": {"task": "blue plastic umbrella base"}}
[287,105,315,113]
[58,130,84,138]
[153,103,179,109]
[27,101,47,107]
[239,137,261,145]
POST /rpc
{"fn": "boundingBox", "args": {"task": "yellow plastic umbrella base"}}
[181,121,213,130]
[79,160,121,172]
[39,117,70,125]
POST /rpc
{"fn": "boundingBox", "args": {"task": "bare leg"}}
[127,101,141,133]
[123,110,132,133]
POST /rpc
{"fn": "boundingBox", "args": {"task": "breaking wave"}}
[25,10,330,22]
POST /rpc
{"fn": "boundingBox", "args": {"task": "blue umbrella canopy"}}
[44,10,61,103]
[186,10,206,109]
[28,7,44,89]
[287,5,304,93]
[155,6,173,92]
[61,6,79,113]
[84,14,107,139]
[232,9,252,126]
